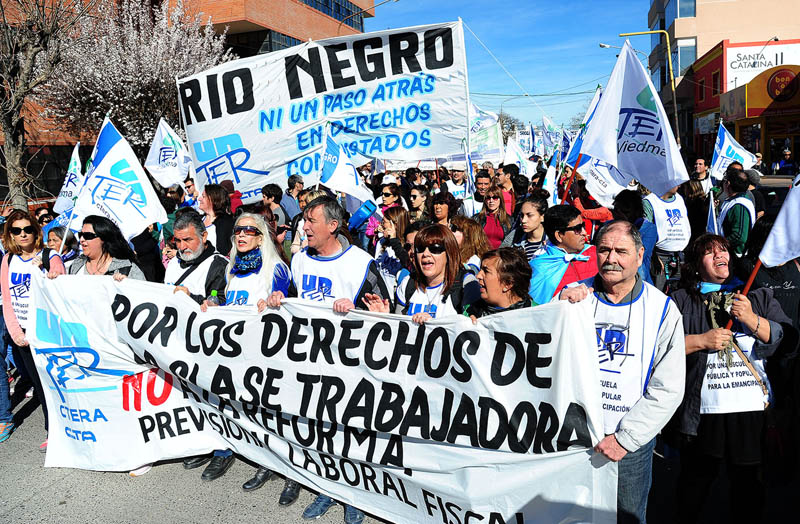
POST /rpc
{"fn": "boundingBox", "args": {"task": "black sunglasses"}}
[560,223,586,234]
[449,224,460,233]
[234,225,262,237]
[485,195,501,201]
[403,242,413,251]
[382,192,393,198]
[10,226,35,235]
[79,231,98,240]
[415,243,446,255]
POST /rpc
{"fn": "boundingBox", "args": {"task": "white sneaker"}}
[129,463,153,477]
[25,388,33,398]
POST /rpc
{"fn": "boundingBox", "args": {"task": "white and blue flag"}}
[503,137,535,180]
[760,175,800,267]
[580,41,689,197]
[319,134,376,204]
[710,124,757,181]
[541,116,559,157]
[144,118,194,189]
[706,194,720,234]
[565,86,602,171]
[72,117,167,240]
[53,143,84,215]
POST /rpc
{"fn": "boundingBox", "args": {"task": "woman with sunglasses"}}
[408,184,430,222]
[501,190,550,262]
[0,210,65,449]
[475,183,511,250]
[68,216,146,280]
[197,183,234,256]
[46,226,80,272]
[429,190,460,228]
[450,216,489,276]
[204,213,290,311]
[366,183,402,246]
[363,224,478,324]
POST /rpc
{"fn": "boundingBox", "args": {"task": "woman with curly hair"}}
[475,183,511,249]
[430,190,460,227]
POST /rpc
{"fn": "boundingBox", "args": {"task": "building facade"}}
[646,0,800,156]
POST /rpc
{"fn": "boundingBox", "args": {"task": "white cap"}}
[444,161,467,171]
[381,174,397,185]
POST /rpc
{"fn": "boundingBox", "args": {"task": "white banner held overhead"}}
[760,175,800,267]
[29,275,617,524]
[178,22,469,203]
[580,40,689,197]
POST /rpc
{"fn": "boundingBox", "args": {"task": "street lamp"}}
[599,42,648,59]
[337,0,400,35]
[619,30,680,146]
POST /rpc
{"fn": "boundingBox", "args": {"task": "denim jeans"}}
[0,338,11,423]
[617,437,656,524]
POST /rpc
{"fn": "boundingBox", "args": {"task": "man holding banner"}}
[561,220,685,524]
[266,196,389,521]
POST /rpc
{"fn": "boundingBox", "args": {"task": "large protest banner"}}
[177,21,469,202]
[28,275,616,523]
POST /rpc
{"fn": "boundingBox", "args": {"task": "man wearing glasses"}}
[181,176,200,211]
[528,204,598,305]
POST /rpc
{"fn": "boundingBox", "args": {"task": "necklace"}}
[86,255,110,275]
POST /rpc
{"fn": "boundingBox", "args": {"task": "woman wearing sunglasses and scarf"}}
[363,224,479,324]
[200,213,291,497]
[203,213,290,312]
[0,210,65,448]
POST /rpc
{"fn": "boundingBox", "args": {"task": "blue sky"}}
[364,0,649,128]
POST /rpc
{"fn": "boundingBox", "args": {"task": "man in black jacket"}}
[163,210,233,481]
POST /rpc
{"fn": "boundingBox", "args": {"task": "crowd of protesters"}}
[0,149,798,524]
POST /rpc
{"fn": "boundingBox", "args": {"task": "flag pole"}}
[724,258,762,330]
[560,153,583,205]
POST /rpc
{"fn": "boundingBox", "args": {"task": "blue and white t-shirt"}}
[225,262,290,306]
[395,275,459,318]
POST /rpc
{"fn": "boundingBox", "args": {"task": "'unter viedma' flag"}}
[144,118,194,189]
[759,175,800,267]
[53,143,84,214]
[580,40,688,197]
[72,117,167,240]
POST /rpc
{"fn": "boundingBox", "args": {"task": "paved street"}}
[1,394,387,524]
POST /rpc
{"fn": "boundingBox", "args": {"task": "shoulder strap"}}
[443,269,466,308]
[174,259,205,287]
[402,277,417,315]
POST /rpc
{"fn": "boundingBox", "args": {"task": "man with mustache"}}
[560,220,685,524]
[163,209,232,480]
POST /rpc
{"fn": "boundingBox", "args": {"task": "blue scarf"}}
[61,249,79,263]
[698,277,743,295]
[230,248,262,276]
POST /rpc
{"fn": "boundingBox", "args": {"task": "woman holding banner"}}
[68,216,146,280]
[200,212,293,500]
[465,247,533,320]
[1,210,65,449]
[668,234,793,523]
[363,224,478,322]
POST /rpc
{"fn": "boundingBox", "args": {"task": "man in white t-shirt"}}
[643,186,691,289]
[266,196,388,522]
[560,220,685,524]
[445,163,468,200]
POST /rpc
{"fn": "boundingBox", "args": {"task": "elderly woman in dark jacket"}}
[668,234,793,523]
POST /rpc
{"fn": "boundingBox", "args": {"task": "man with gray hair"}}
[560,220,685,524]
[265,196,388,522]
[164,210,228,305]
[164,210,233,481]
